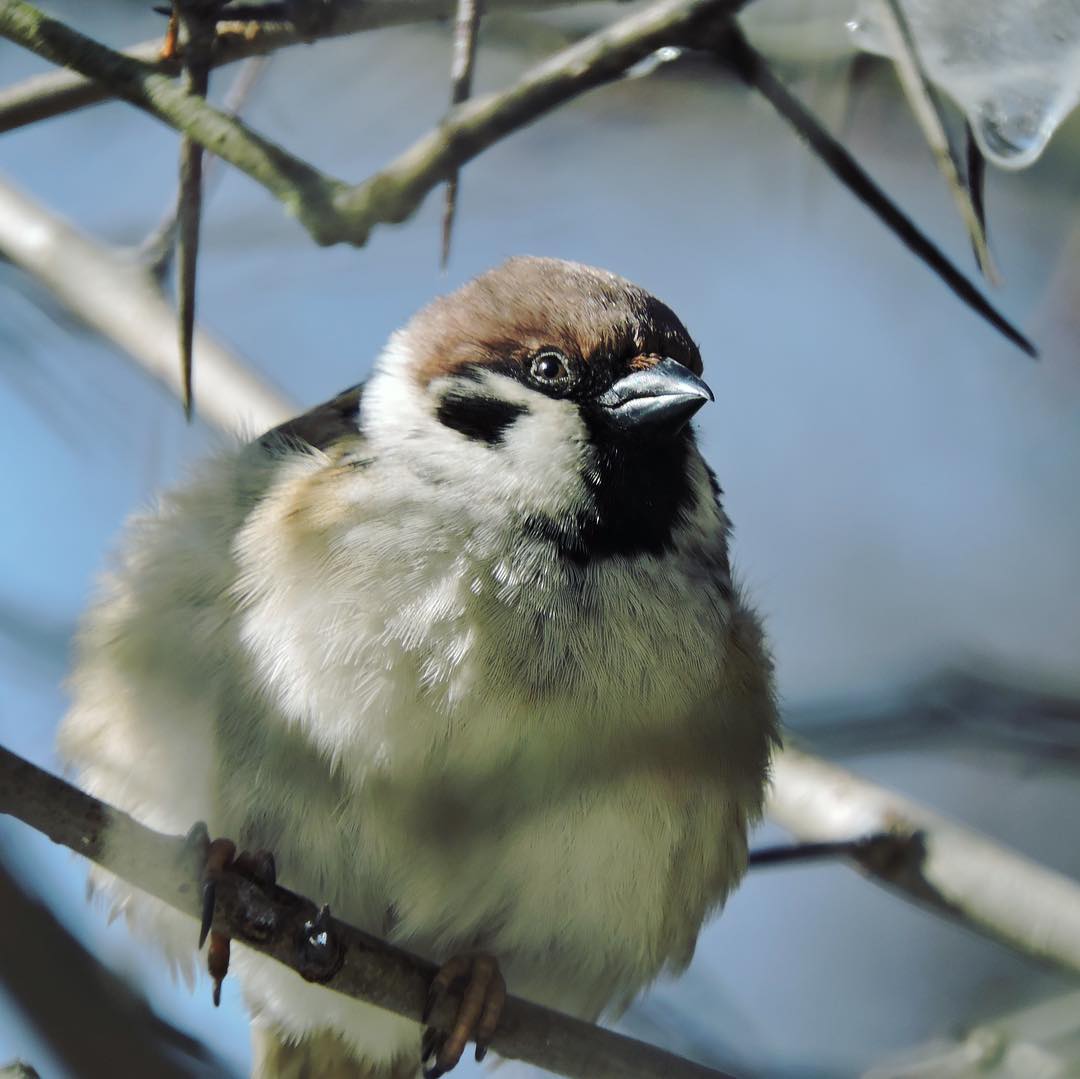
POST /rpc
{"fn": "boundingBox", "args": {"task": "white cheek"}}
[498,395,588,515]
[365,352,588,519]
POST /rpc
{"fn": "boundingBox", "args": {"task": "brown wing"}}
[258,384,365,455]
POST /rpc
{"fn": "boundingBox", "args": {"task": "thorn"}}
[719,24,1036,359]
[174,0,218,421]
[177,135,203,421]
[440,0,482,267]
[440,176,458,272]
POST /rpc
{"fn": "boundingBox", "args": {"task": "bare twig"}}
[0,744,732,1079]
[0,0,748,248]
[0,175,295,434]
[747,833,909,869]
[877,0,998,283]
[1,0,1036,359]
[719,24,1035,357]
[0,0,580,136]
[767,745,1080,976]
[441,0,483,267]
[0,0,349,243]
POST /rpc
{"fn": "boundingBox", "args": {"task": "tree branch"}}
[0,0,581,135]
[0,0,747,247]
[0,0,1035,356]
[0,744,732,1079]
[718,24,1035,357]
[0,0,352,245]
[767,744,1080,977]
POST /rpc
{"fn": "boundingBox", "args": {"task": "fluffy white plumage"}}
[60,258,777,1077]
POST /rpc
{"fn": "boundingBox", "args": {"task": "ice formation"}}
[849,0,1080,169]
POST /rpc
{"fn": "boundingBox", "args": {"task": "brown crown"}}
[406,257,702,386]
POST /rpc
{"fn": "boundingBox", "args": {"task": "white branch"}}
[768,745,1080,976]
[0,175,294,433]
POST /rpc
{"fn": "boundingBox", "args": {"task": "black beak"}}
[597,357,713,436]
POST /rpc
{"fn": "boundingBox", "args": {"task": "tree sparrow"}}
[60,257,778,1078]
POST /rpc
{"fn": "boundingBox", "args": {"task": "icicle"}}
[850,0,1080,169]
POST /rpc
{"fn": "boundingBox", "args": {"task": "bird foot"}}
[420,953,505,1076]
[183,822,278,1006]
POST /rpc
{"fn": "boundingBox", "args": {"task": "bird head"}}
[361,257,719,562]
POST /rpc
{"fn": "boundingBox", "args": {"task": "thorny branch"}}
[139,55,269,280]
[0,0,749,247]
[0,0,579,135]
[0,0,1035,357]
[0,745,732,1079]
[718,24,1034,357]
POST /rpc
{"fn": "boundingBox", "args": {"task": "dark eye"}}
[530,349,570,385]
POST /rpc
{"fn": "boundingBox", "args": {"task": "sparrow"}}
[59,257,778,1078]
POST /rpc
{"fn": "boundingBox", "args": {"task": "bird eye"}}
[530,350,570,384]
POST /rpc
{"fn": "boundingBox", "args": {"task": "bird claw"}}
[199,876,216,949]
[421,953,505,1075]
[192,831,278,1006]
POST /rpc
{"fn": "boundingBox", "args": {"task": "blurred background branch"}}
[0,854,227,1077]
[770,745,1080,978]
[0,175,294,432]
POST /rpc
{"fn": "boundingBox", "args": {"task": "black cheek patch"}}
[436,388,528,446]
